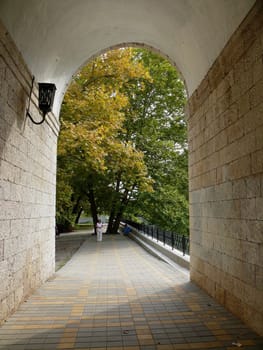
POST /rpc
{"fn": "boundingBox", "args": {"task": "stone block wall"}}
[188,1,263,335]
[0,20,59,323]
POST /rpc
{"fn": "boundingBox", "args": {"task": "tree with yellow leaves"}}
[57,48,188,236]
[57,48,153,233]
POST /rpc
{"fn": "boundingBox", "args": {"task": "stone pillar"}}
[0,20,59,322]
[188,1,263,335]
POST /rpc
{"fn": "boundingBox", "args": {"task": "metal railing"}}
[122,220,189,255]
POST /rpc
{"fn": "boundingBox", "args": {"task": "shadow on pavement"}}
[0,235,262,350]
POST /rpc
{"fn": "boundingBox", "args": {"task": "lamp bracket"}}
[26,77,58,125]
[26,76,46,125]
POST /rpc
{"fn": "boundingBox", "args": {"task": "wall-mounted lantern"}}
[26,77,56,125]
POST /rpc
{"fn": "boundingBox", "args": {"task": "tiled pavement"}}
[0,234,262,350]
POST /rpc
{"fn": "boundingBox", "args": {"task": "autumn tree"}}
[57,48,153,233]
[57,47,188,235]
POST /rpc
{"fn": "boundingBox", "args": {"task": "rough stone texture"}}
[0,0,262,337]
[0,19,59,323]
[0,0,255,115]
[188,1,263,336]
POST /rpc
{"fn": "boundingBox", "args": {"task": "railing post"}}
[122,219,189,256]
[182,235,186,256]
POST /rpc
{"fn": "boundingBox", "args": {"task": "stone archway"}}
[0,0,262,335]
[0,0,255,115]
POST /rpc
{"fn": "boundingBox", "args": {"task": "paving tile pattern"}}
[0,235,262,350]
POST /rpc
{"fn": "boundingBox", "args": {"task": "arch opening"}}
[0,0,262,337]
[57,46,189,247]
[60,42,189,117]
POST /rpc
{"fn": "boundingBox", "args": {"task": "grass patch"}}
[74,223,93,231]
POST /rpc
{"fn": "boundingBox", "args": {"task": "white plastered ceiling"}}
[0,0,256,116]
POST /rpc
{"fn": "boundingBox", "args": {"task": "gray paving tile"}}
[0,234,261,350]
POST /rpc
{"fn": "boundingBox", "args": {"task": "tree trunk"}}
[74,207,83,224]
[112,211,123,234]
[106,208,116,234]
[106,176,121,234]
[86,188,98,234]
[72,195,83,224]
[107,187,132,234]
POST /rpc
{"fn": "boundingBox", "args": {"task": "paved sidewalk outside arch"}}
[0,234,262,350]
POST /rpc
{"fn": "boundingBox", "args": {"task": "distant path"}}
[55,229,93,271]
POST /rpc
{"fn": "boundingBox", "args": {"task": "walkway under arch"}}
[0,234,262,350]
[0,0,262,337]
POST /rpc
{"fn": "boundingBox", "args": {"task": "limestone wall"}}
[0,20,59,323]
[188,1,263,335]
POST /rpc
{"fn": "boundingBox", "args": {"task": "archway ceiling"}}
[0,0,255,116]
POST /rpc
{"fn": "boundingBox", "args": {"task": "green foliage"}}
[56,48,189,235]
[56,49,153,232]
[56,169,75,231]
[123,49,189,234]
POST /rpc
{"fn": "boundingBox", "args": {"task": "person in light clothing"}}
[96,219,103,242]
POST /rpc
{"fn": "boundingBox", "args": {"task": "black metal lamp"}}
[26,77,56,125]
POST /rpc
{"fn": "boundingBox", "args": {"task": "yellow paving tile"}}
[57,344,75,349]
[189,341,222,349]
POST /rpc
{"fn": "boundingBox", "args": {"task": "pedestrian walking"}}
[96,219,103,242]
